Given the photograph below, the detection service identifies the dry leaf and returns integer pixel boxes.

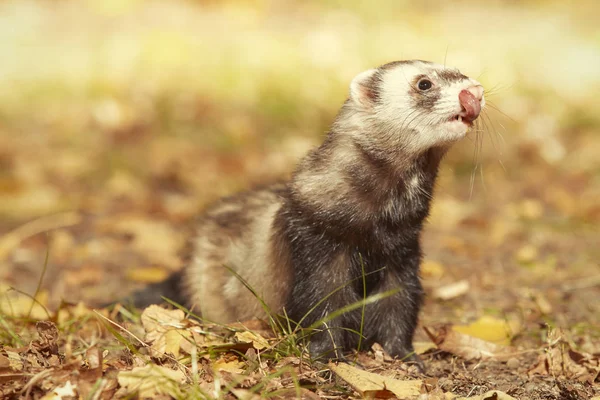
[0,283,50,320]
[515,244,538,264]
[413,341,437,355]
[126,266,170,283]
[214,358,246,374]
[428,326,513,361]
[329,362,422,399]
[529,346,598,382]
[141,305,192,357]
[421,260,445,280]
[56,302,95,325]
[234,330,270,350]
[231,388,262,400]
[452,316,520,346]
[529,290,553,314]
[40,381,77,400]
[433,280,470,300]
[117,364,186,398]
[5,351,23,371]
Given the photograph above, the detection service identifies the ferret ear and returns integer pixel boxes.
[350,68,380,108]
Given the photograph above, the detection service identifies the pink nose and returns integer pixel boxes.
[459,86,483,122]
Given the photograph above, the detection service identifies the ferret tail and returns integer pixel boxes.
[130,270,188,308]
[101,270,188,310]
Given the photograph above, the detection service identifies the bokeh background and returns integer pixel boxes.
[0,0,598,327]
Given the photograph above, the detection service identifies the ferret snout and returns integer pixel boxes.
[458,85,484,122]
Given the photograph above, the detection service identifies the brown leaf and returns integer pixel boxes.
[329,362,422,399]
[529,345,599,382]
[34,321,59,356]
[427,325,513,361]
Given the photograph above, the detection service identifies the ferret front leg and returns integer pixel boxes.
[366,279,424,369]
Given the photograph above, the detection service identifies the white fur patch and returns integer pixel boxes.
[368,61,485,153]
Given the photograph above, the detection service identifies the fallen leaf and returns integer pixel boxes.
[40,380,77,400]
[234,330,270,350]
[530,290,553,314]
[421,260,445,280]
[230,388,262,400]
[518,199,544,220]
[213,358,246,374]
[5,351,23,371]
[453,316,520,346]
[126,266,170,283]
[515,244,538,264]
[141,305,193,357]
[34,321,59,355]
[0,283,51,320]
[329,362,422,399]
[433,280,470,300]
[529,345,598,382]
[413,341,437,355]
[117,364,186,398]
[427,326,513,361]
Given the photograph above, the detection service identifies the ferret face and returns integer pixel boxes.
[349,60,485,153]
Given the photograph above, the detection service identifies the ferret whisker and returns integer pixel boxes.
[483,82,514,97]
[443,46,449,68]
[479,160,487,194]
[485,101,515,122]
[482,111,504,156]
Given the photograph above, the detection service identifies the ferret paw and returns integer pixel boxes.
[385,345,426,372]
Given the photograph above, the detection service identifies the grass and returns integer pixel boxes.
[1,0,599,398]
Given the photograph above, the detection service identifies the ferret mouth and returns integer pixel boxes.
[450,114,475,126]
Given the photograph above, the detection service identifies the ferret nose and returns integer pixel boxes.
[459,85,484,122]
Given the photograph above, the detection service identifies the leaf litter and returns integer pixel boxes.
[1,0,600,399]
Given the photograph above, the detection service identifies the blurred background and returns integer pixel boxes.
[0,0,598,324]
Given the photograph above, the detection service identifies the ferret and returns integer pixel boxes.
[130,60,485,364]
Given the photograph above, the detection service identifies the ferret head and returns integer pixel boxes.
[347,60,485,155]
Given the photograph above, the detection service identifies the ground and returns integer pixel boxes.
[0,0,599,399]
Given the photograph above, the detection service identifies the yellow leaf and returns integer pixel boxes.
[515,245,538,265]
[329,362,422,399]
[453,316,520,346]
[56,302,95,325]
[433,326,513,361]
[126,266,170,283]
[118,364,186,398]
[433,280,470,300]
[5,351,23,371]
[163,329,192,358]
[413,341,436,355]
[234,330,270,350]
[230,388,262,400]
[213,358,246,374]
[141,305,191,357]
[0,284,50,320]
[421,260,445,279]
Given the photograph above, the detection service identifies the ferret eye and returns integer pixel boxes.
[418,79,432,91]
